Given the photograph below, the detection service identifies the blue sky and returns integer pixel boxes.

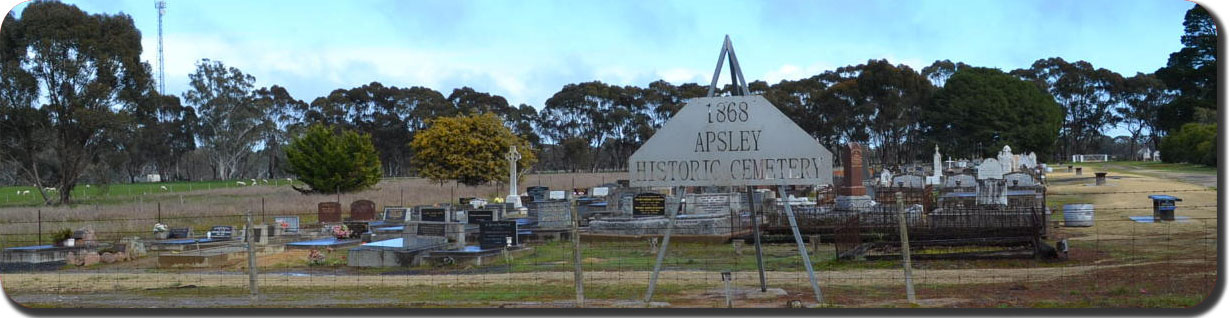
[3,0,1203,135]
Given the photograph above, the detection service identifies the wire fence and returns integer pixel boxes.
[0,183,1218,308]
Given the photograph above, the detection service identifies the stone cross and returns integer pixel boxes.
[505,146,523,208]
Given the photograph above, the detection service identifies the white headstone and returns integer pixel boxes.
[879,169,893,186]
[998,146,1014,173]
[932,146,942,178]
[977,158,1005,180]
[1004,172,1037,188]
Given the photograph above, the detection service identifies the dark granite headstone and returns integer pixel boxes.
[420,208,447,222]
[479,221,518,249]
[168,227,191,239]
[468,210,495,224]
[527,186,549,202]
[382,206,408,222]
[616,179,630,188]
[318,202,342,223]
[349,199,376,221]
[208,226,234,239]
[633,193,666,216]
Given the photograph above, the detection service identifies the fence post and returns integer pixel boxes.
[37,209,42,246]
[895,192,916,304]
[245,210,259,300]
[571,198,584,307]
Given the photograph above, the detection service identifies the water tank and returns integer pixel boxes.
[1063,204,1094,227]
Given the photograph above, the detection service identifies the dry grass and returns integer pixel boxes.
[1045,168,1217,241]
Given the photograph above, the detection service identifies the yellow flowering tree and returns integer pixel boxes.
[411,113,537,186]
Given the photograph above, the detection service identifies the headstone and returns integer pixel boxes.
[168,227,191,239]
[879,170,892,186]
[420,208,447,222]
[688,193,737,215]
[272,216,299,235]
[208,226,234,239]
[350,199,377,221]
[977,158,1005,180]
[381,206,408,222]
[616,179,631,188]
[633,193,667,216]
[527,186,549,202]
[1005,172,1038,188]
[505,146,524,208]
[479,221,518,249]
[839,143,867,196]
[891,175,925,188]
[932,146,942,180]
[549,190,566,200]
[943,174,976,189]
[592,187,610,197]
[318,202,342,223]
[468,210,496,224]
[483,204,506,219]
[996,146,1013,173]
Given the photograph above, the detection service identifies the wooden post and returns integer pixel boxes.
[571,197,584,307]
[37,209,41,246]
[157,201,162,224]
[895,192,916,304]
[246,210,259,300]
[746,186,767,292]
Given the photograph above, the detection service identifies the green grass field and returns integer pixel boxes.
[1071,160,1216,174]
[0,179,301,207]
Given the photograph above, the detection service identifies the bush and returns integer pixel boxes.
[283,124,382,194]
[1159,123,1217,166]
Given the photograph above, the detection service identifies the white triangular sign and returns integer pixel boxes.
[629,95,833,187]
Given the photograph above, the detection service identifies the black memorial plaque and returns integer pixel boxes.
[418,224,446,237]
[468,210,495,224]
[208,226,233,239]
[479,221,518,249]
[420,208,447,222]
[633,193,667,216]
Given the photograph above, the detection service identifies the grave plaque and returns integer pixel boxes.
[616,179,630,188]
[633,193,667,216]
[420,208,447,222]
[479,221,518,249]
[318,202,342,223]
[382,206,408,222]
[691,193,731,214]
[418,224,446,237]
[273,216,300,234]
[350,199,377,221]
[468,210,495,224]
[208,226,234,239]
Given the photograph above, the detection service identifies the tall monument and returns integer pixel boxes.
[505,146,523,209]
[927,146,942,185]
[835,143,874,210]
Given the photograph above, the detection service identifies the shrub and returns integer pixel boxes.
[1159,123,1216,166]
[283,124,382,194]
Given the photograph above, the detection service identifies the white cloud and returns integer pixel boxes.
[656,67,702,84]
[761,63,833,84]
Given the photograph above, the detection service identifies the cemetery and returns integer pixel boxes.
[0,5,1218,307]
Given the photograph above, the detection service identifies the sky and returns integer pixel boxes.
[1,0,1205,135]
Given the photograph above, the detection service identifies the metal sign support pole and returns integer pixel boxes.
[645,190,683,303]
[779,182,824,305]
[746,186,767,292]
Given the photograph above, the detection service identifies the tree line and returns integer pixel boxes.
[1,1,1216,205]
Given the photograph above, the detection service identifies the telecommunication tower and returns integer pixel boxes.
[155,1,167,97]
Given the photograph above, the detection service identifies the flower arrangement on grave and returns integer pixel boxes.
[330,224,351,239]
[51,228,74,246]
[307,249,326,266]
[152,223,168,234]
